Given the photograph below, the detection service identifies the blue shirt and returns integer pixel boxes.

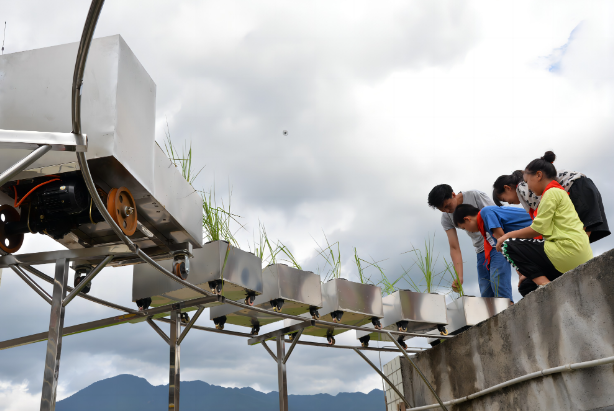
[480,206,532,242]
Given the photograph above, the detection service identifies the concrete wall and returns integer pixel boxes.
[384,249,614,411]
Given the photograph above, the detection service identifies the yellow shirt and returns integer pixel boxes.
[531,187,593,273]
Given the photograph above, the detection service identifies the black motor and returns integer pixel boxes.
[1,172,105,241]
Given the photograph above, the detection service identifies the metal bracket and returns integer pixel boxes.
[353,348,413,409]
[0,129,88,152]
[147,317,170,345]
[177,306,204,345]
[283,329,302,364]
[62,255,113,307]
[386,331,448,411]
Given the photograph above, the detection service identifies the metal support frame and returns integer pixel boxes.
[386,332,448,411]
[169,309,181,411]
[353,348,412,409]
[10,265,52,304]
[147,318,171,345]
[0,130,87,152]
[0,144,52,187]
[177,307,204,345]
[40,258,69,411]
[62,255,114,307]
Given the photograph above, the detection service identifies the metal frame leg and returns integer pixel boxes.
[169,308,181,410]
[40,258,69,411]
[276,335,289,411]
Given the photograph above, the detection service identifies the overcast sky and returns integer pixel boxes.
[1,1,614,410]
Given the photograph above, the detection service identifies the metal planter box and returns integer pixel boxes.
[427,296,511,343]
[210,264,322,333]
[132,240,262,307]
[285,278,384,340]
[356,290,448,343]
[0,35,203,250]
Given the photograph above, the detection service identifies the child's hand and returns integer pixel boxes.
[496,234,508,252]
[452,277,463,292]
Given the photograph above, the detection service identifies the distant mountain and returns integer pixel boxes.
[56,374,385,411]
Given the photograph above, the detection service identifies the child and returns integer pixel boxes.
[453,204,532,298]
[492,155,610,243]
[495,152,593,296]
[427,185,513,300]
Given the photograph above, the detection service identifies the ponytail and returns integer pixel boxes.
[525,151,557,179]
[492,170,524,206]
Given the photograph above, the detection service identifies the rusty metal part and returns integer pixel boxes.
[0,204,24,253]
[106,187,137,236]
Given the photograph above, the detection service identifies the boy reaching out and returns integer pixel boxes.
[427,185,513,300]
[453,204,532,296]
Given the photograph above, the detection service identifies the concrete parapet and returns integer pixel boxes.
[384,249,614,411]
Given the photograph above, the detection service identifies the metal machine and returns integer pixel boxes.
[0,35,203,261]
[210,263,322,335]
[0,7,455,411]
[284,278,384,345]
[356,290,448,349]
[427,296,512,346]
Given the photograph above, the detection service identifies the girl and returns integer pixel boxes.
[492,156,610,243]
[496,152,593,296]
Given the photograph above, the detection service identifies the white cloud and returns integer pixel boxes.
[0,0,614,406]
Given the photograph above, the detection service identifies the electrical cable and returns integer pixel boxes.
[13,178,60,208]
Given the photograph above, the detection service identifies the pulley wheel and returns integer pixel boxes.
[106,187,137,236]
[0,205,24,253]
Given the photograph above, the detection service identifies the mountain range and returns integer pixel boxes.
[56,374,385,411]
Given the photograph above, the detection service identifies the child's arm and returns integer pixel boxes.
[495,226,540,252]
[491,227,505,239]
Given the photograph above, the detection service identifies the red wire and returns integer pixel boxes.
[14,179,60,208]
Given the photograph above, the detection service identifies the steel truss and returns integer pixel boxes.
[0,1,450,410]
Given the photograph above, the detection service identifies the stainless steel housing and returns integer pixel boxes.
[210,264,322,329]
[356,290,448,342]
[0,35,203,250]
[132,240,263,306]
[427,296,512,343]
[284,278,384,338]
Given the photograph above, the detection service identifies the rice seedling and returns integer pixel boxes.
[490,269,502,298]
[402,235,447,294]
[353,248,372,285]
[201,185,243,247]
[278,241,302,270]
[314,232,342,282]
[163,120,204,185]
[370,260,405,296]
[444,257,464,298]
[248,222,281,267]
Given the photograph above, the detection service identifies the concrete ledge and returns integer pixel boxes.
[386,249,614,411]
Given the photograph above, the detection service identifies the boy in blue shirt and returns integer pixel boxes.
[453,205,532,300]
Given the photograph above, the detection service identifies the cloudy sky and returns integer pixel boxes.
[1,0,614,409]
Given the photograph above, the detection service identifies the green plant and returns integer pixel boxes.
[403,235,447,294]
[354,248,372,284]
[314,233,342,282]
[249,222,281,267]
[370,260,405,296]
[163,120,204,185]
[201,186,243,247]
[279,241,302,270]
[490,269,501,298]
[444,257,464,298]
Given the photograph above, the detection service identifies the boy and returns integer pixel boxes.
[427,185,512,300]
[453,204,533,297]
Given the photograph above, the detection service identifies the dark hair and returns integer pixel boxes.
[525,151,557,179]
[492,170,524,206]
[428,184,453,208]
[452,204,480,226]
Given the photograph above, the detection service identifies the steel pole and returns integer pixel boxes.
[0,144,52,187]
[169,309,181,410]
[276,335,289,411]
[40,258,69,411]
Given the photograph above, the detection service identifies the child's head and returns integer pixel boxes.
[452,204,480,232]
[492,170,523,206]
[428,184,458,213]
[524,151,557,195]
